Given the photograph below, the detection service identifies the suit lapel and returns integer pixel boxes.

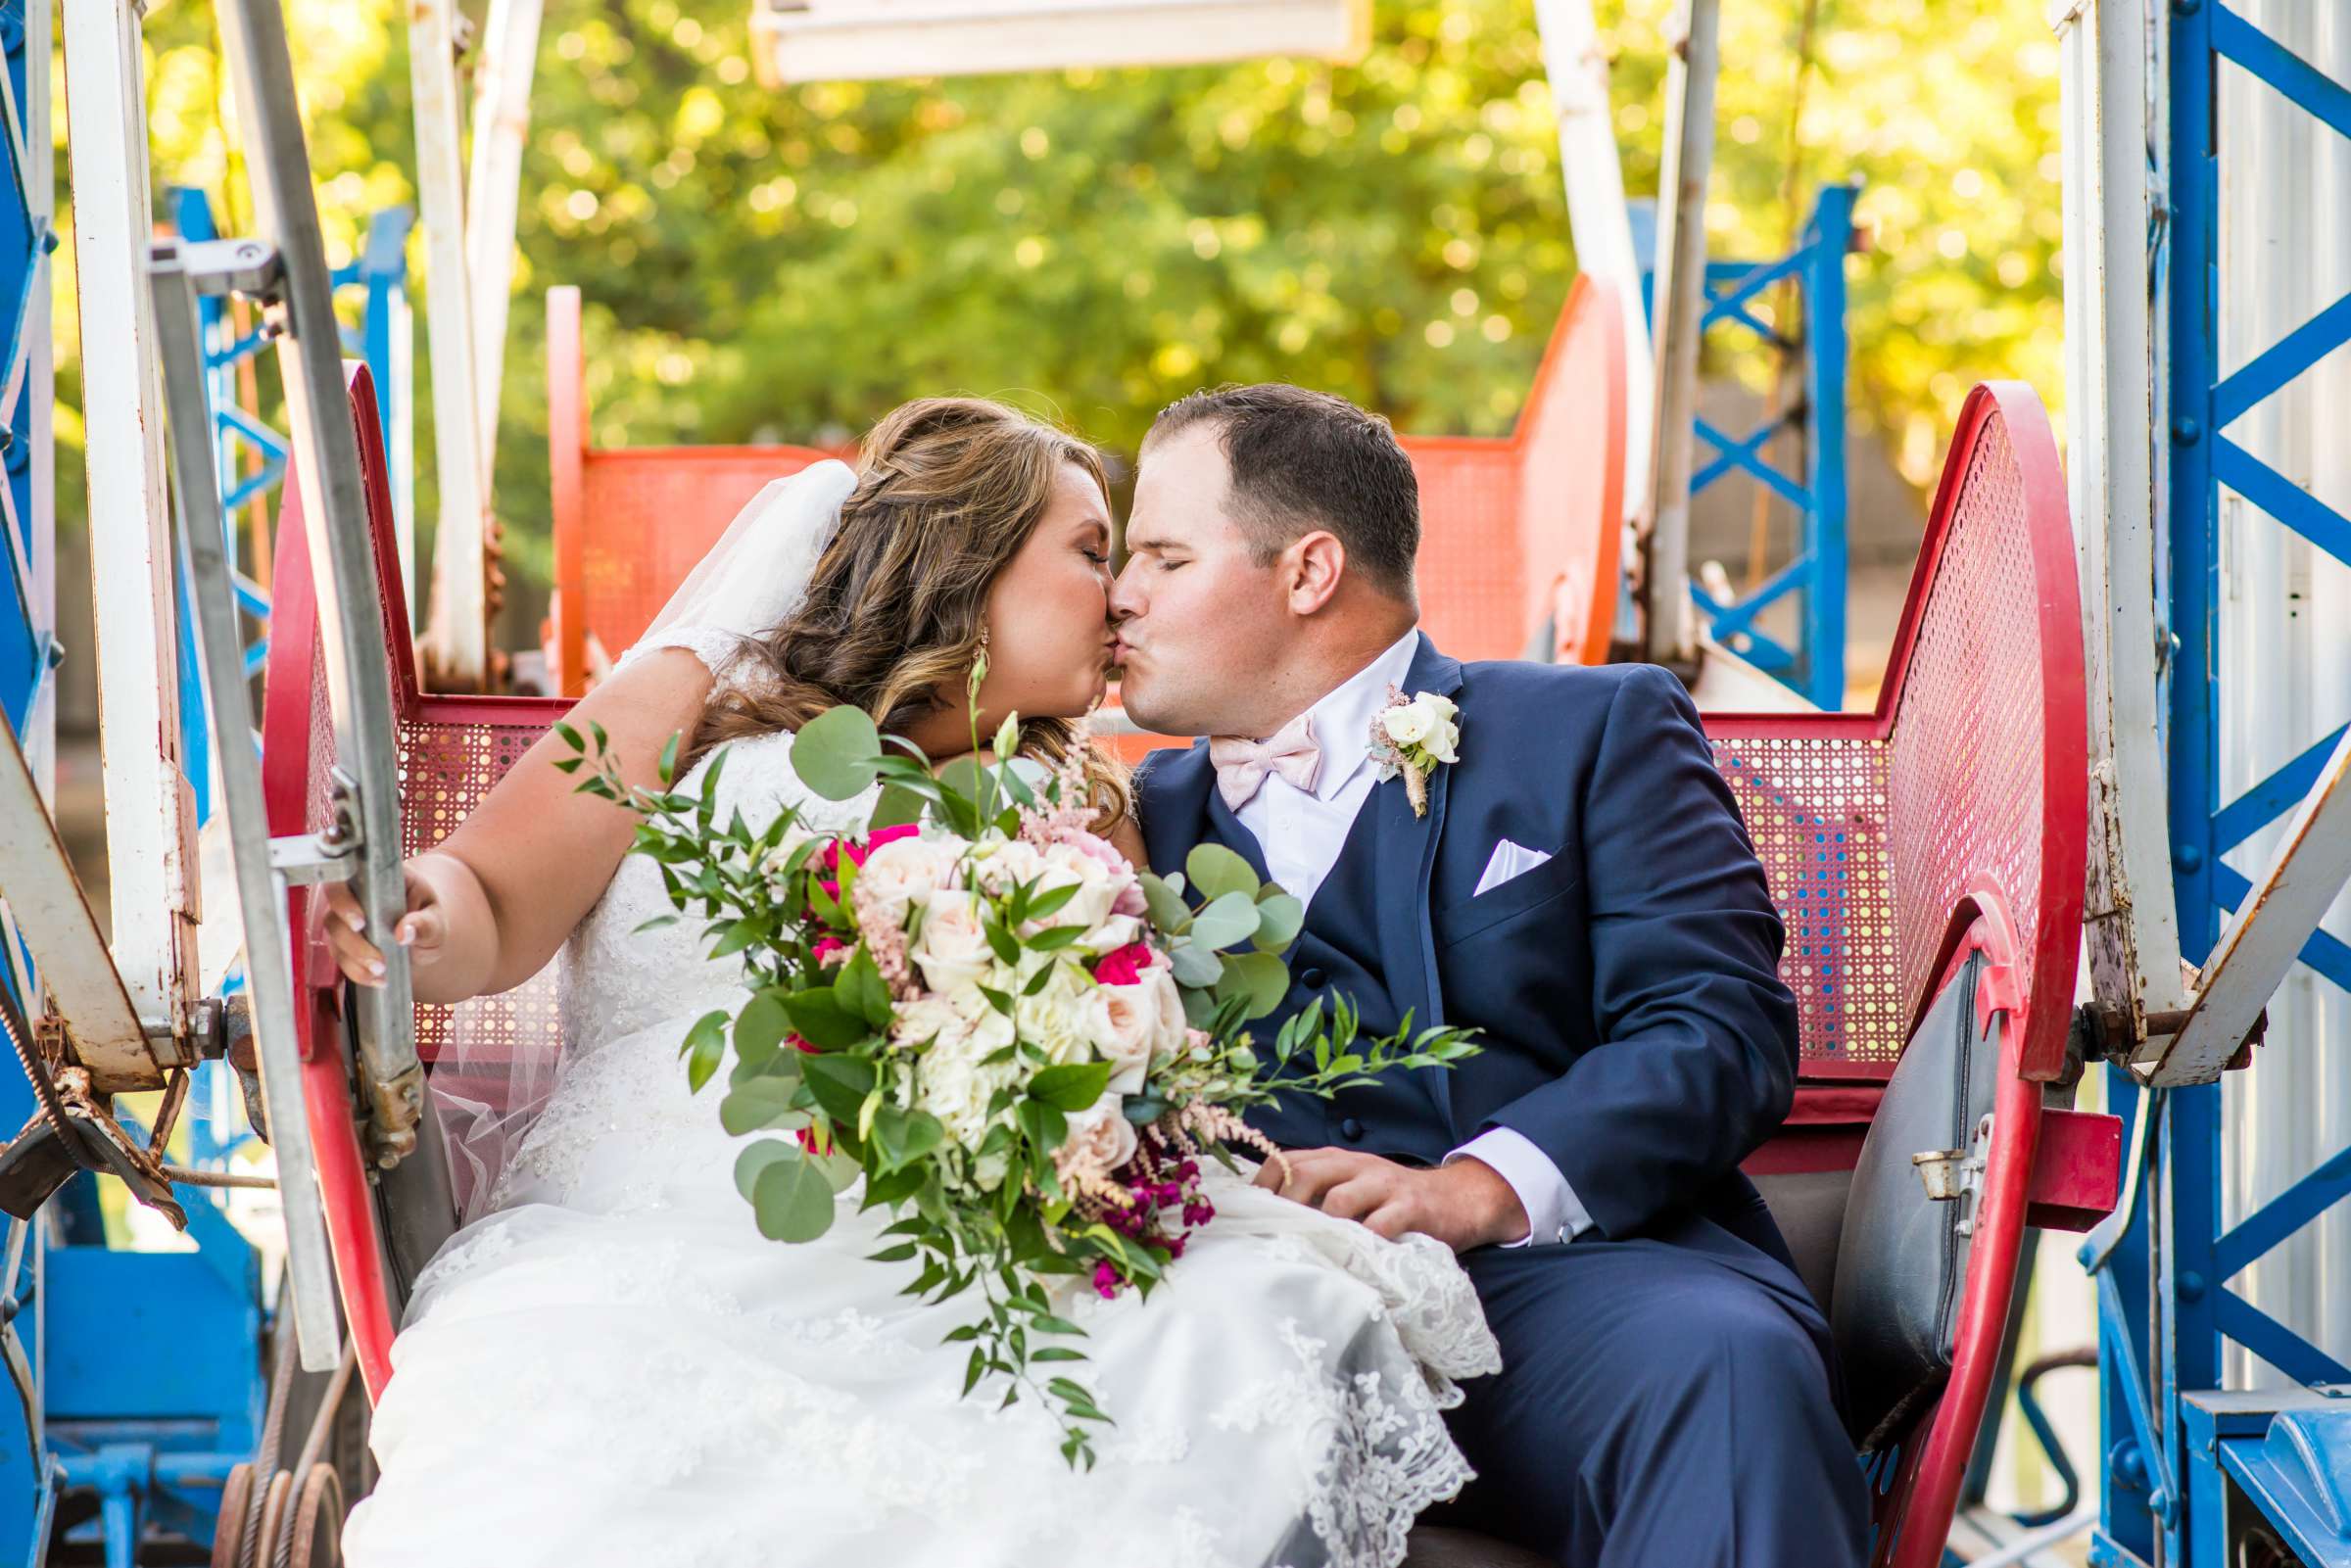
[1137,741,1216,883]
[1138,740,1275,890]
[1370,635,1463,1128]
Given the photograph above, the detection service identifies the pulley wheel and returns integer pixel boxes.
[250,1468,295,1568]
[288,1463,347,1568]
[212,1463,257,1568]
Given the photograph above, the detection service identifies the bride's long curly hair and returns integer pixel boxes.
[696,397,1129,829]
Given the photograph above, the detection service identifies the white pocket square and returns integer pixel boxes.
[1474,838,1554,897]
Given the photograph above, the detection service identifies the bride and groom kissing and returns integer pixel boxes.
[323,386,1867,1567]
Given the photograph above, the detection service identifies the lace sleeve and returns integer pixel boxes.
[614,625,770,699]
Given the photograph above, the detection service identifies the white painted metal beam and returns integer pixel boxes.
[1533,0,1654,527]
[411,0,490,690]
[2051,0,2191,1066]
[1640,0,1719,669]
[465,0,541,504]
[0,686,155,1092]
[749,0,1370,83]
[2151,726,2351,1084]
[61,0,198,1045]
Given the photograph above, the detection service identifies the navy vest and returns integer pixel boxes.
[1203,793,1451,1164]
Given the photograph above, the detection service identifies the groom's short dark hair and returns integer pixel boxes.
[1145,384,1419,600]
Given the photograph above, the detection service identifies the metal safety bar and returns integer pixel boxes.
[147,233,342,1373]
[210,0,426,1167]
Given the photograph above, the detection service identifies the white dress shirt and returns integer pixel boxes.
[1231,631,1591,1247]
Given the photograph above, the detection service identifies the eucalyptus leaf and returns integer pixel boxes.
[721,1076,807,1136]
[1215,951,1291,1021]
[753,1150,840,1242]
[733,1138,796,1202]
[791,705,888,800]
[1169,941,1223,989]
[1185,890,1260,952]
[1250,892,1306,953]
[1138,872,1190,932]
[1184,842,1260,903]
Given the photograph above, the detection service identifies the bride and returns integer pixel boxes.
[323,397,1500,1568]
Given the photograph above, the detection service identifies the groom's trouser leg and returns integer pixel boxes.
[1427,1219,1868,1568]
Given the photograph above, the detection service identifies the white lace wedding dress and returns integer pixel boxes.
[341,630,1501,1568]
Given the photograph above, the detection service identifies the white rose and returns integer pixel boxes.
[915,1006,1018,1151]
[1381,702,1434,747]
[1017,974,1094,1067]
[1077,913,1143,957]
[857,835,963,927]
[1052,1092,1139,1184]
[911,889,994,996]
[1032,842,1121,935]
[888,995,968,1056]
[1139,966,1190,1061]
[1078,981,1159,1094]
[968,839,1048,899]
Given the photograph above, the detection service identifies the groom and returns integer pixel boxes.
[1112,386,1868,1568]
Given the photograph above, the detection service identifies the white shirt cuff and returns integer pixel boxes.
[1445,1127,1594,1247]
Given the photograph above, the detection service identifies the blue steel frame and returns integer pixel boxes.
[2089,8,2351,1566]
[1676,182,1854,710]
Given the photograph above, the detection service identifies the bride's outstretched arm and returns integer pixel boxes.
[319,648,717,1004]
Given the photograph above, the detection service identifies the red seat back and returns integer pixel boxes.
[545,279,1628,694]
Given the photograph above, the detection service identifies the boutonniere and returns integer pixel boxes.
[1367,688,1461,819]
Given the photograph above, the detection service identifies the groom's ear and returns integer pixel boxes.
[1283,530,1348,617]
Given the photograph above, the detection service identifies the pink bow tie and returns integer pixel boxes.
[1209,714,1322,811]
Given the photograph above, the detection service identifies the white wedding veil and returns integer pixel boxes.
[433,459,860,1221]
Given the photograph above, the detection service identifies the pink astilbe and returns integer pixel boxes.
[847,875,921,999]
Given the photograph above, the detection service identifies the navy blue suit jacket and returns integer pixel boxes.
[1134,636,1800,1245]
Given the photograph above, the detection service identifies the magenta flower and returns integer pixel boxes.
[1091,941,1155,986]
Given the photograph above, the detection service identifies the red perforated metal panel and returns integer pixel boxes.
[1887,420,2045,1044]
[1709,729,1903,1071]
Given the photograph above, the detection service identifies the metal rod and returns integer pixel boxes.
[1532,0,1653,524]
[147,235,342,1373]
[465,0,542,496]
[1640,0,1719,670]
[160,1164,275,1191]
[409,0,491,691]
[215,0,429,1159]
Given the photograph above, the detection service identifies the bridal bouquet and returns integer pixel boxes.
[559,678,1476,1466]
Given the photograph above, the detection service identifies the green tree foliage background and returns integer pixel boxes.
[58,0,2063,608]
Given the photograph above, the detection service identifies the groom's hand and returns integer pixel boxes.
[1254,1148,1529,1253]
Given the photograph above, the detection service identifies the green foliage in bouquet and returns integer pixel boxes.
[557,678,1476,1467]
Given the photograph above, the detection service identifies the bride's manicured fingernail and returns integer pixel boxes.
[368,960,386,978]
